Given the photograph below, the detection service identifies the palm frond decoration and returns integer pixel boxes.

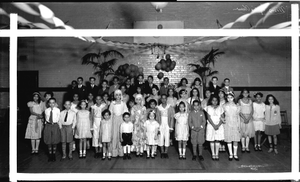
[81,49,124,83]
[188,48,224,89]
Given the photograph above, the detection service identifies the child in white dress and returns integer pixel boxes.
[205,95,225,160]
[75,100,92,158]
[101,109,113,160]
[91,95,107,158]
[144,110,160,159]
[174,101,189,159]
[252,92,266,151]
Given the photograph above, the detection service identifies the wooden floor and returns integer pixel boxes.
[0,123,292,180]
[15,125,291,174]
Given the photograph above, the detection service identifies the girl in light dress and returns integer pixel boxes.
[191,77,204,101]
[87,93,95,110]
[201,89,212,110]
[75,100,92,158]
[25,92,46,154]
[205,95,225,160]
[131,94,147,157]
[264,94,281,154]
[252,92,266,151]
[71,93,80,113]
[109,89,129,157]
[238,89,254,153]
[176,89,190,113]
[187,88,201,111]
[91,95,107,158]
[102,92,111,107]
[146,85,161,106]
[144,110,160,159]
[167,88,178,108]
[218,90,226,107]
[176,78,191,98]
[86,92,95,150]
[174,101,189,159]
[100,109,113,160]
[222,91,241,161]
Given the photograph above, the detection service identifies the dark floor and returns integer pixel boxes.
[15,124,291,174]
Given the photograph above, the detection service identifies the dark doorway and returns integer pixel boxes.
[17,71,38,127]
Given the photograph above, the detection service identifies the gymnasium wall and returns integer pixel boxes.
[0,36,290,123]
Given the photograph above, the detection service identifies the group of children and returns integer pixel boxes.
[24,75,282,162]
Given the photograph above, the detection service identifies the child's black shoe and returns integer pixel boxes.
[192,156,197,160]
[198,155,204,161]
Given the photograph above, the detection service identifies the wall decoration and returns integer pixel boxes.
[81,50,124,84]
[188,48,224,89]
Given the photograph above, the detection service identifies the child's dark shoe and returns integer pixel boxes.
[192,155,197,160]
[198,155,204,161]
[127,155,131,160]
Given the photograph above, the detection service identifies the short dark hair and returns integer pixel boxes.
[163,77,169,81]
[47,97,56,104]
[77,77,83,81]
[102,80,108,84]
[212,76,218,80]
[224,78,230,82]
[102,109,111,117]
[138,74,144,79]
[254,92,263,98]
[192,100,200,105]
[122,112,131,118]
[44,91,54,98]
[113,76,119,81]
[207,95,220,106]
[161,94,167,98]
[89,77,96,81]
[148,75,153,80]
[152,85,159,91]
[148,99,157,107]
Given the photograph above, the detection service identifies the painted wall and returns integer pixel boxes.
[12,36,292,123]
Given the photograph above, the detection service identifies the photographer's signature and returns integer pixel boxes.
[233,5,286,15]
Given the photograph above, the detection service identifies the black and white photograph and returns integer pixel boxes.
[0,1,299,181]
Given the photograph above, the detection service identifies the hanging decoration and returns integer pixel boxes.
[115,63,144,78]
[155,54,176,72]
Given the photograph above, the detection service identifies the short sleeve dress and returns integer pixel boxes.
[222,102,241,142]
[75,110,92,139]
[131,105,147,150]
[101,118,112,143]
[239,99,255,138]
[144,120,160,145]
[174,112,189,141]
[25,101,46,139]
[205,105,225,141]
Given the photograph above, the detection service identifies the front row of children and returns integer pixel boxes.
[25,89,282,162]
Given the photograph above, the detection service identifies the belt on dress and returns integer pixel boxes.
[46,122,58,125]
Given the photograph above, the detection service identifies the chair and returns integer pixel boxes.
[280,110,291,141]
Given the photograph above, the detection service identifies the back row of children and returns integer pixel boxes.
[25,75,282,162]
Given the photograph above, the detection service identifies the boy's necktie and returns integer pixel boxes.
[64,111,68,122]
[49,109,53,124]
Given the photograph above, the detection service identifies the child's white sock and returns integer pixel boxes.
[183,148,186,156]
[227,143,233,156]
[246,137,250,149]
[147,146,150,156]
[179,148,182,155]
[123,147,127,154]
[83,150,86,155]
[233,145,238,156]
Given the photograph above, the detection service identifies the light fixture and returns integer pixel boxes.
[151,2,168,13]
